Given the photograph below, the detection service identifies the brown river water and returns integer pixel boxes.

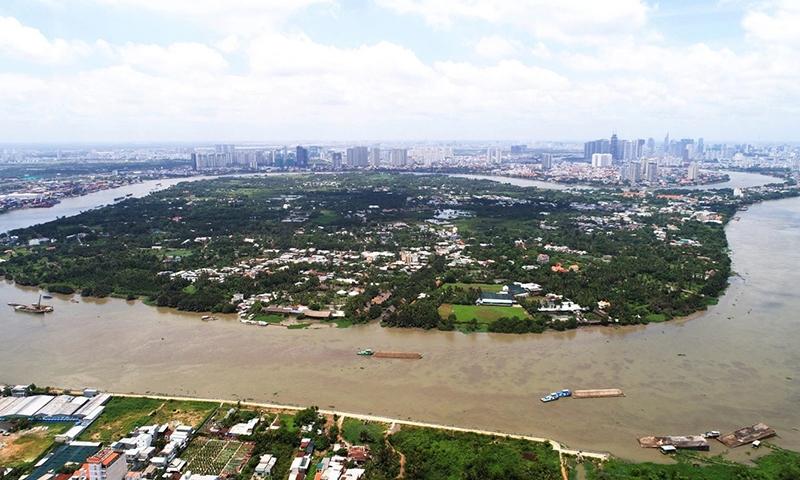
[1,178,799,463]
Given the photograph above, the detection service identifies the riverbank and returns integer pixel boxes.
[94,391,611,461]
[1,187,799,464]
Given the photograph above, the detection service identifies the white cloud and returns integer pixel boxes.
[474,35,521,59]
[742,1,800,44]
[375,0,649,44]
[115,42,228,73]
[87,0,334,33]
[530,42,552,59]
[0,15,92,63]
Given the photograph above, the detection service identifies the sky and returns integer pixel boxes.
[0,0,798,143]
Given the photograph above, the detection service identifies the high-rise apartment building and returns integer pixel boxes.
[628,162,641,183]
[646,161,659,182]
[331,152,342,169]
[592,153,613,168]
[541,153,553,170]
[370,147,381,166]
[346,147,369,167]
[584,139,610,159]
[688,162,700,180]
[389,148,408,167]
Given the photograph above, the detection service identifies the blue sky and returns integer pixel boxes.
[0,0,798,143]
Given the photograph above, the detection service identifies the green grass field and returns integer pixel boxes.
[341,418,388,449]
[252,313,284,323]
[79,397,218,443]
[0,423,73,467]
[439,304,528,323]
[313,210,339,225]
[438,282,505,293]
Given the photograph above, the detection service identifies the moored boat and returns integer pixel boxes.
[10,294,54,314]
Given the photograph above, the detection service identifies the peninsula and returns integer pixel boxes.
[1,172,780,333]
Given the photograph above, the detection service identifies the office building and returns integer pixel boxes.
[296,146,308,168]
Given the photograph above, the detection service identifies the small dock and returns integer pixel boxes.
[638,436,709,451]
[572,389,624,399]
[718,423,776,448]
[372,351,421,359]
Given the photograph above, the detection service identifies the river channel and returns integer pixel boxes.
[1,171,798,463]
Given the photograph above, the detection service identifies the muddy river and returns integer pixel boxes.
[1,174,798,462]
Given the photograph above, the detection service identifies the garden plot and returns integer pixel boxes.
[181,438,251,476]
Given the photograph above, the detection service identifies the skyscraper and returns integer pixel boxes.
[610,133,619,161]
[331,152,342,169]
[296,146,308,167]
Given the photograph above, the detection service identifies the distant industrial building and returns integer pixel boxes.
[0,393,111,423]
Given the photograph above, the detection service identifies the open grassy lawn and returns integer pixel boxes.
[438,282,505,293]
[163,249,193,258]
[439,304,528,323]
[341,418,389,449]
[79,397,217,443]
[0,423,73,467]
[252,313,284,323]
[314,209,339,225]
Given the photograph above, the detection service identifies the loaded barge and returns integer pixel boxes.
[9,295,54,314]
[357,349,421,359]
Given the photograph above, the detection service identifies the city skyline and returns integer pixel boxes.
[1,0,799,142]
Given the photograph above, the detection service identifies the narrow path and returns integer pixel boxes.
[109,392,611,462]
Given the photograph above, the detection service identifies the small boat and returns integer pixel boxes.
[125,193,133,197]
[556,389,572,398]
[541,394,558,403]
[201,315,219,322]
[113,196,125,202]
[71,299,79,303]
[704,431,721,438]
[357,349,374,356]
[42,294,53,299]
